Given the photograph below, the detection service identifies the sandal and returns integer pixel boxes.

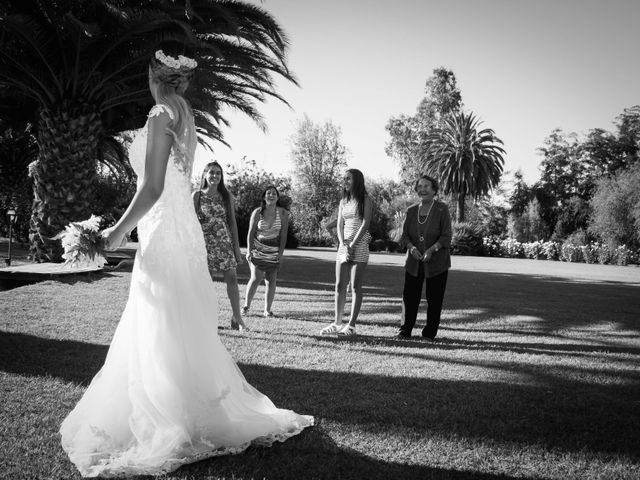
[337,325,356,337]
[241,306,249,316]
[231,318,250,331]
[321,323,342,335]
[263,311,276,318]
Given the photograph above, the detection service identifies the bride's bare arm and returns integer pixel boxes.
[103,112,173,249]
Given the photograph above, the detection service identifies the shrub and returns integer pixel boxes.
[589,163,640,251]
[541,241,560,260]
[614,245,632,266]
[580,244,598,264]
[385,240,401,253]
[523,240,544,259]
[369,239,386,252]
[451,222,483,256]
[560,230,588,262]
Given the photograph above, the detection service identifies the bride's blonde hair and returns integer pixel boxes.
[149,49,197,159]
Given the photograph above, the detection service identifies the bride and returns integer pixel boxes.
[59,46,313,477]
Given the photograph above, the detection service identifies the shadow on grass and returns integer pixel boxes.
[309,333,640,356]
[270,255,640,335]
[2,331,638,465]
[173,425,519,480]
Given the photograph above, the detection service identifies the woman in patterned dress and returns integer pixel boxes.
[243,186,289,317]
[194,161,247,330]
[321,169,372,337]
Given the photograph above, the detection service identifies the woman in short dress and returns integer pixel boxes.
[243,185,289,317]
[321,168,372,337]
[194,161,247,330]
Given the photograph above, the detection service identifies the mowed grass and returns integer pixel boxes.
[1,248,639,480]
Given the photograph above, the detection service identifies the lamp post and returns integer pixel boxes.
[6,208,17,267]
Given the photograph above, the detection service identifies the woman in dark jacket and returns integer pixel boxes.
[398,175,452,340]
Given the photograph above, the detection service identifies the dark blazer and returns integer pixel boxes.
[401,201,452,278]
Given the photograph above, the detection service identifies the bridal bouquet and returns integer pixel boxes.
[55,215,107,268]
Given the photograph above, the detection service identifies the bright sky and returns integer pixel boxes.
[196,0,640,185]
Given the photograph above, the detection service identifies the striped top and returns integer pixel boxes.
[250,208,283,271]
[256,209,282,244]
[336,199,371,263]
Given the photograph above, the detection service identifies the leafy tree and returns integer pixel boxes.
[0,124,37,242]
[385,67,462,185]
[614,105,640,167]
[0,0,296,261]
[366,177,407,244]
[552,196,590,240]
[424,111,505,222]
[289,115,347,245]
[508,170,534,217]
[588,162,640,250]
[507,199,545,242]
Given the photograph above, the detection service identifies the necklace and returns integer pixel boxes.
[417,200,434,242]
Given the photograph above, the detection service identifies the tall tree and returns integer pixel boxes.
[424,111,505,222]
[614,105,640,167]
[508,170,533,217]
[589,162,640,249]
[289,115,348,245]
[0,0,296,261]
[385,67,462,185]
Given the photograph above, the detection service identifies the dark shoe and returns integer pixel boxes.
[396,331,411,339]
[421,331,436,341]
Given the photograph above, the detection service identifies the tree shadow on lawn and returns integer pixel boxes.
[174,426,519,480]
[309,332,640,356]
[274,255,640,335]
[1,331,638,464]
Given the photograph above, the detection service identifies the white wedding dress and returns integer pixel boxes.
[60,104,313,477]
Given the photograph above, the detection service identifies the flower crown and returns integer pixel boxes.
[155,50,197,69]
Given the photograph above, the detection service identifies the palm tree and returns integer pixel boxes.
[423,111,505,222]
[0,0,296,261]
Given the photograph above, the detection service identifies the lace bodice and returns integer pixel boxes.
[127,105,202,266]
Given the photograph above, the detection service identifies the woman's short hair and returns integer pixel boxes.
[414,175,439,195]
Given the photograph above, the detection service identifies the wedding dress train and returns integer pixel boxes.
[60,105,313,477]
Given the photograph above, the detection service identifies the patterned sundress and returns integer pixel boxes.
[336,198,371,264]
[198,192,238,272]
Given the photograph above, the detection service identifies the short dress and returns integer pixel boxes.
[198,192,238,273]
[336,199,371,264]
[250,209,282,273]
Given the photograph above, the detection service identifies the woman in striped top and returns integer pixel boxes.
[321,169,372,337]
[243,186,289,317]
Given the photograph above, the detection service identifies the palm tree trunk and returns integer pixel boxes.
[29,101,102,262]
[457,193,465,222]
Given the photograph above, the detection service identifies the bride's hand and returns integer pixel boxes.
[102,226,126,251]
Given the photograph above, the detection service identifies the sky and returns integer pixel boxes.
[196,0,640,185]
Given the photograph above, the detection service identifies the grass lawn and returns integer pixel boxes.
[1,247,639,480]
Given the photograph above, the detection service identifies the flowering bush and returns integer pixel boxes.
[480,236,638,266]
[523,240,544,260]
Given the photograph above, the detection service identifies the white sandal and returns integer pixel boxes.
[337,325,356,337]
[321,323,341,335]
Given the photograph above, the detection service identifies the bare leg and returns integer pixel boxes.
[223,268,245,328]
[244,263,265,311]
[333,261,351,325]
[347,261,367,327]
[264,270,278,314]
